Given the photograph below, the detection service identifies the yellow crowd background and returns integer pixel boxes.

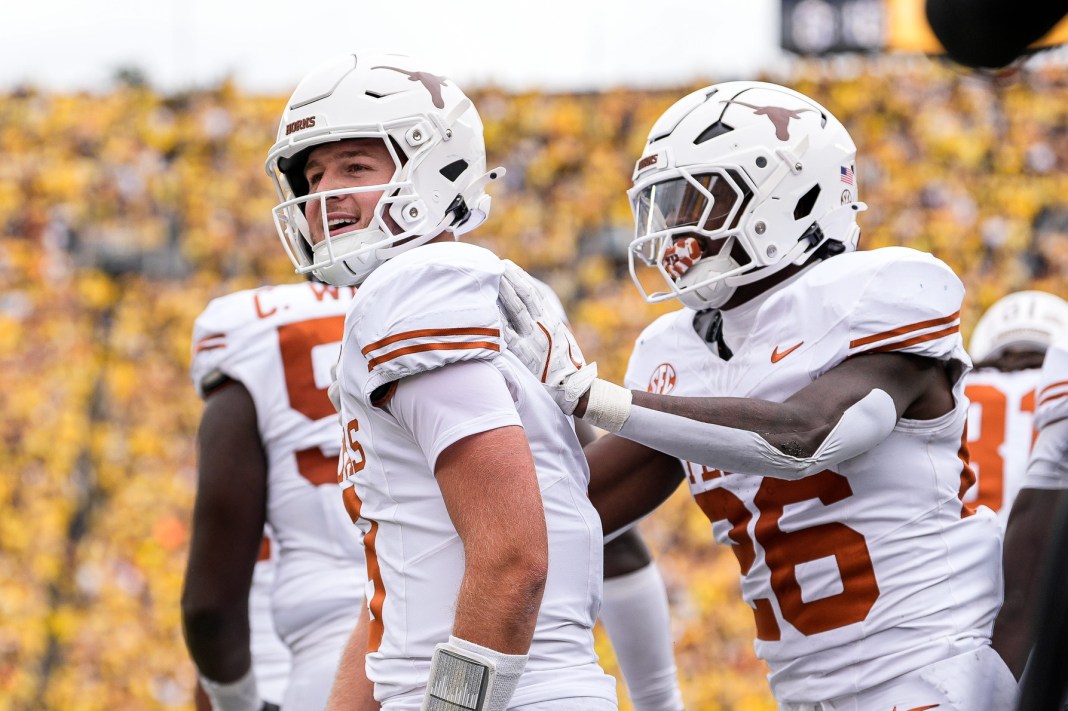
[2,56,1067,710]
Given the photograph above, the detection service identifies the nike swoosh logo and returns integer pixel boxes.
[891,705,941,711]
[771,341,804,363]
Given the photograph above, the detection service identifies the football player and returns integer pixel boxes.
[182,281,366,711]
[963,290,1068,523]
[992,332,1068,679]
[265,52,617,711]
[499,81,1018,710]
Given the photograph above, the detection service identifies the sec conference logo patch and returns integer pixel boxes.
[648,363,677,394]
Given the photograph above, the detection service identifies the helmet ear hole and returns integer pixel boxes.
[439,159,469,182]
[387,136,410,167]
[280,149,312,198]
[793,184,821,220]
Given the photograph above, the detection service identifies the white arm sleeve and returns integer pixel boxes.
[1022,417,1068,490]
[606,385,898,480]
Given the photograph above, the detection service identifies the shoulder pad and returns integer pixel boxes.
[353,243,506,394]
[190,283,353,398]
[844,248,967,362]
[190,289,262,398]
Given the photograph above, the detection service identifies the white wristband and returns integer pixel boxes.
[422,636,528,711]
[582,379,633,433]
[198,667,263,711]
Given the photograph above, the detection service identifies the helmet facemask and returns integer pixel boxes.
[628,167,757,309]
[270,128,434,286]
[627,81,867,310]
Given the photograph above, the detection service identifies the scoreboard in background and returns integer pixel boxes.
[781,0,1068,56]
[781,0,885,54]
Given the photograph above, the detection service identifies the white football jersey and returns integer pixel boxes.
[1023,337,1068,489]
[248,529,290,704]
[335,242,615,710]
[190,282,366,651]
[1034,337,1068,432]
[963,367,1041,522]
[624,247,1002,704]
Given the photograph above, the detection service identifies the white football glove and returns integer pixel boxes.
[497,260,598,415]
[327,361,342,413]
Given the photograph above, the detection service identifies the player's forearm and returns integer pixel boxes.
[327,607,379,711]
[182,602,253,682]
[583,383,897,480]
[586,434,685,536]
[451,553,547,654]
[992,600,1033,680]
[631,390,831,453]
[576,382,844,459]
[993,487,1067,678]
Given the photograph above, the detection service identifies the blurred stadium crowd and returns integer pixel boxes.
[1,57,1067,710]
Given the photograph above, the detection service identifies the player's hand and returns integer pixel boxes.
[328,362,342,413]
[497,260,597,415]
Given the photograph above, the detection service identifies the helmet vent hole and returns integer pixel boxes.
[793,184,821,220]
[439,159,469,182]
[365,90,388,99]
[695,121,734,144]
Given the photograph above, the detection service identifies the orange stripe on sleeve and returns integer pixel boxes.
[863,324,960,354]
[849,311,961,349]
[361,327,500,356]
[194,335,226,353]
[1037,380,1068,400]
[367,341,501,370]
[1037,390,1068,409]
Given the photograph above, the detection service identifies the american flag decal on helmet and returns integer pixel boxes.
[840,165,855,185]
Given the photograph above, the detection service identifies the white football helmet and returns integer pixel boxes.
[627,81,866,309]
[265,52,502,286]
[969,290,1068,362]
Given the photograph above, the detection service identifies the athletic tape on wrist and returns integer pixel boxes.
[198,666,263,711]
[582,379,633,433]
